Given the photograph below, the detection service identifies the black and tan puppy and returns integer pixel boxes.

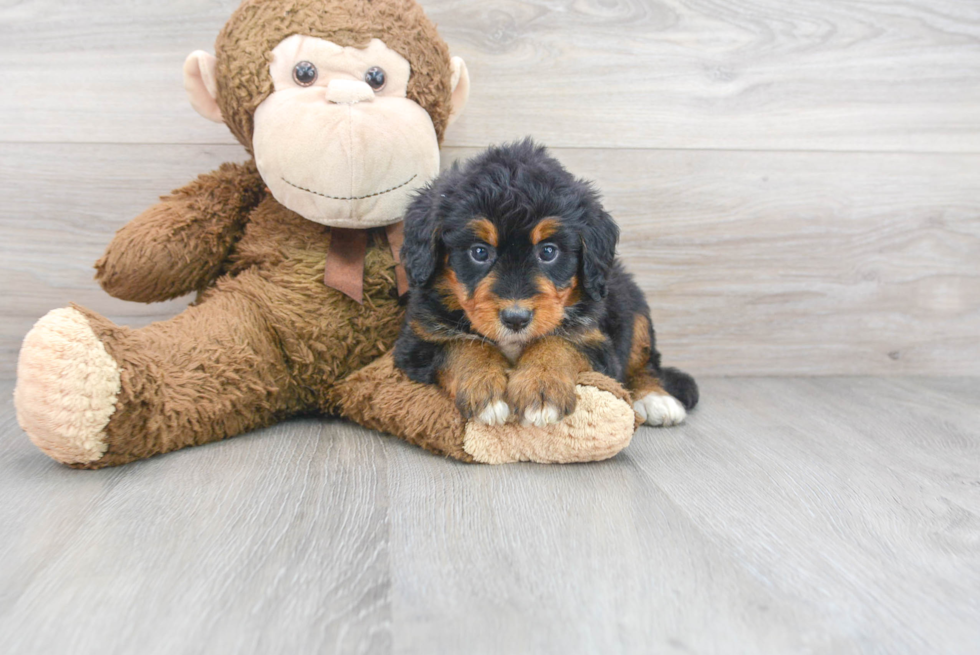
[395,139,698,428]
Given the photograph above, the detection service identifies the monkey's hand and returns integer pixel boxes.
[507,337,588,427]
[95,161,264,303]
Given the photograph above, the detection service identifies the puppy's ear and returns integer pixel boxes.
[401,183,443,287]
[580,208,619,301]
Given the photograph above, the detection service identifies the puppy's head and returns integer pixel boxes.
[402,138,619,344]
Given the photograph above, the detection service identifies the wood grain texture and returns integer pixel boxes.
[0,400,395,654]
[3,143,977,377]
[1,0,979,152]
[0,143,227,377]
[1,377,978,654]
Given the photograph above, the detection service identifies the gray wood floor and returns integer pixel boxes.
[1,377,977,654]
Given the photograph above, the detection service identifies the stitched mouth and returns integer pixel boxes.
[281,174,418,201]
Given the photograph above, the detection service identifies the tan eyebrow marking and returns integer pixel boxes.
[531,217,561,245]
[469,218,498,247]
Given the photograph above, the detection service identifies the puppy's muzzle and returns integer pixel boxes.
[500,307,533,332]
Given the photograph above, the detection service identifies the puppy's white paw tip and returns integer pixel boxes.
[634,393,686,427]
[523,404,562,428]
[476,400,511,426]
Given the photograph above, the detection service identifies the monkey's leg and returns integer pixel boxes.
[14,287,298,469]
[332,353,638,464]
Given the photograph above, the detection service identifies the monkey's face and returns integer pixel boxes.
[252,35,441,229]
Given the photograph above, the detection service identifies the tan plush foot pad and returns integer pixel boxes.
[13,307,121,465]
[463,372,639,464]
[335,355,638,465]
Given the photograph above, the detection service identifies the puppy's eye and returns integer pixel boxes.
[293,61,318,86]
[364,67,387,90]
[469,245,494,264]
[538,244,560,263]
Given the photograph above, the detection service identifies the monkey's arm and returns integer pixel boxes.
[95,160,265,303]
[332,352,638,464]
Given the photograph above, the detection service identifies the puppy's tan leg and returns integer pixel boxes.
[629,373,687,427]
[439,340,512,425]
[507,336,589,427]
[626,315,686,427]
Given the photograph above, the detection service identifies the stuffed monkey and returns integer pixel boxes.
[13,0,638,468]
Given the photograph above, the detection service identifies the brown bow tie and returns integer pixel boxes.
[323,222,409,303]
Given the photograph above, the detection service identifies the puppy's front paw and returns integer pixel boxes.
[634,392,687,427]
[522,403,563,428]
[475,400,511,426]
[507,365,577,427]
[452,370,511,426]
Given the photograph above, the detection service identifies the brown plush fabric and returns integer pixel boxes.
[95,161,265,302]
[330,353,473,462]
[71,187,405,469]
[66,0,459,468]
[331,353,642,462]
[215,0,454,150]
[461,378,636,464]
[577,371,645,430]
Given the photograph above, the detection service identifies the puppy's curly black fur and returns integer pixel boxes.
[395,138,698,427]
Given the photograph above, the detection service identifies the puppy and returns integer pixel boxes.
[394,139,698,428]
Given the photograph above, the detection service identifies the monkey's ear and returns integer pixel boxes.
[401,185,443,287]
[447,57,470,127]
[580,208,620,302]
[183,51,224,124]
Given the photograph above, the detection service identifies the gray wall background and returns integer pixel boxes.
[2,0,978,377]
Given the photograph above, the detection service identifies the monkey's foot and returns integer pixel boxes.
[334,356,638,464]
[463,372,637,464]
[14,307,121,465]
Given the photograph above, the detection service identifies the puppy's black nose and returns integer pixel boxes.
[500,307,533,332]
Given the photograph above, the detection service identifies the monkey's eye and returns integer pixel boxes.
[538,244,560,263]
[469,244,495,265]
[292,61,318,87]
[364,67,387,91]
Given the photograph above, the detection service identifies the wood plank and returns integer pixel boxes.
[380,376,980,653]
[633,377,980,652]
[2,0,979,152]
[0,143,243,377]
[564,147,980,376]
[0,397,395,654]
[383,440,823,654]
[2,143,977,377]
[0,378,980,655]
[0,378,977,653]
